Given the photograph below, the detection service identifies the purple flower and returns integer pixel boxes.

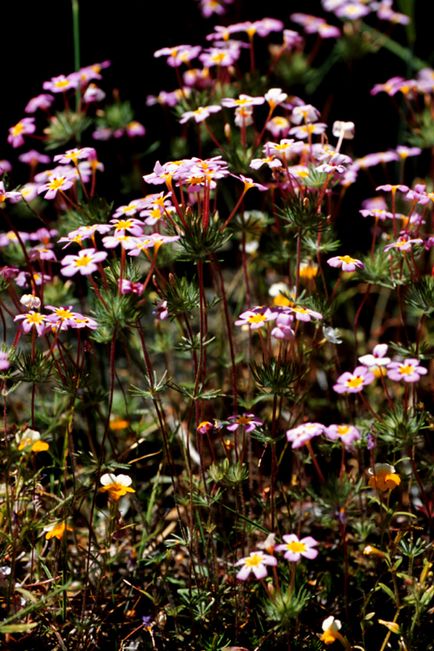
[227,413,263,433]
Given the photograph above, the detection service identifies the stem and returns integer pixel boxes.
[71,0,81,112]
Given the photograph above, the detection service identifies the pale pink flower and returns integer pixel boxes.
[8,118,36,148]
[154,44,201,67]
[384,233,423,252]
[327,255,364,272]
[61,248,107,276]
[358,344,391,367]
[14,310,47,335]
[179,105,222,124]
[386,359,427,383]
[25,94,54,113]
[235,550,277,581]
[43,74,79,93]
[325,424,361,447]
[333,366,375,394]
[275,534,319,562]
[235,307,277,329]
[38,173,75,199]
[221,94,265,109]
[286,422,324,448]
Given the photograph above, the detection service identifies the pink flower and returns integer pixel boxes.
[291,104,321,124]
[154,44,201,67]
[126,121,146,138]
[386,359,427,383]
[179,105,222,124]
[8,118,36,148]
[110,217,144,236]
[235,307,277,329]
[384,233,423,252]
[327,255,364,272]
[275,534,319,562]
[43,74,79,93]
[286,422,324,448]
[0,351,11,371]
[54,147,96,165]
[289,123,327,139]
[333,366,375,394]
[358,344,391,368]
[18,150,51,166]
[271,312,295,340]
[25,94,54,113]
[61,248,107,276]
[38,173,75,199]
[118,279,145,295]
[83,84,106,103]
[324,424,361,447]
[0,182,22,204]
[288,305,322,322]
[14,311,47,336]
[235,550,277,581]
[221,94,265,109]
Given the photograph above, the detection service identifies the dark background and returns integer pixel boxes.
[2,1,431,135]
[1,0,432,227]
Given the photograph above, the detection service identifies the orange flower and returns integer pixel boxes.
[18,428,49,453]
[367,463,401,491]
[99,473,135,501]
[45,522,73,540]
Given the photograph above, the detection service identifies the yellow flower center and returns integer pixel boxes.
[27,312,45,325]
[54,79,71,89]
[285,541,306,553]
[247,314,267,324]
[115,219,134,230]
[245,553,263,567]
[339,255,356,264]
[48,177,66,191]
[12,122,25,136]
[54,308,74,319]
[337,425,351,436]
[74,255,92,267]
[346,376,364,389]
[399,364,414,375]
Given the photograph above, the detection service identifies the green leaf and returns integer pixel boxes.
[0,623,38,634]
[376,582,396,602]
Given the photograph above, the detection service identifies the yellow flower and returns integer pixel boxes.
[320,616,342,645]
[45,522,73,540]
[99,473,135,501]
[109,417,130,431]
[363,545,386,558]
[367,463,401,492]
[18,428,49,453]
[299,260,319,280]
[378,619,400,634]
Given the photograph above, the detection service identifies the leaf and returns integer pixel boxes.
[0,622,38,634]
[376,582,396,602]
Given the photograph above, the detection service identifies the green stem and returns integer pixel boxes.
[71,0,81,112]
